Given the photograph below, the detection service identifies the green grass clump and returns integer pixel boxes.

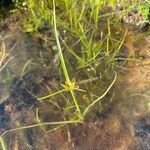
[37,0,117,121]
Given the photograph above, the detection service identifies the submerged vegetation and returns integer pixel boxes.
[0,0,150,149]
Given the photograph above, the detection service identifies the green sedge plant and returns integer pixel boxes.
[38,0,117,121]
[0,1,117,149]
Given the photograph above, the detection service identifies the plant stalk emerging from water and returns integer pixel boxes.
[52,0,82,120]
[0,136,7,150]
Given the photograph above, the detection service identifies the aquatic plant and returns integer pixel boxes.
[1,0,150,149]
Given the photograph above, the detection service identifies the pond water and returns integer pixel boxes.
[0,12,150,150]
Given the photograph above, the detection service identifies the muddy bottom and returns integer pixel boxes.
[0,13,150,150]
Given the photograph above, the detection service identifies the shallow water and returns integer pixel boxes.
[0,13,150,150]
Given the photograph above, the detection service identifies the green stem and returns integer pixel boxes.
[1,120,83,137]
[70,90,82,120]
[37,89,66,100]
[53,0,70,82]
[106,19,111,54]
[53,0,81,117]
[82,72,117,118]
[0,136,7,150]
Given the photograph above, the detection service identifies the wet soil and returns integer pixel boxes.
[0,13,150,150]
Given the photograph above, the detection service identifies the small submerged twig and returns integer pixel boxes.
[77,77,99,85]
[0,56,14,72]
[21,59,33,77]
[0,39,6,68]
[0,95,10,105]
[0,36,18,72]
